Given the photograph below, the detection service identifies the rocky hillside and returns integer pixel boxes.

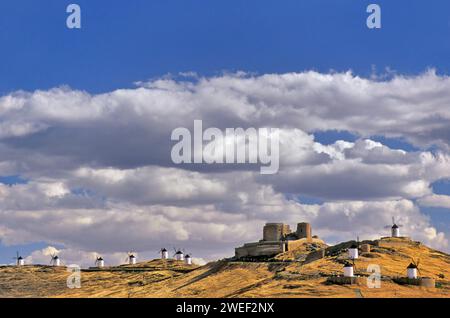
[1,238,449,298]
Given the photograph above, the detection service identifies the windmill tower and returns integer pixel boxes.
[174,249,184,261]
[185,254,192,265]
[95,256,105,268]
[50,253,61,266]
[160,248,169,260]
[343,261,354,277]
[348,236,359,260]
[385,217,403,237]
[13,251,25,266]
[407,258,420,279]
[125,252,137,265]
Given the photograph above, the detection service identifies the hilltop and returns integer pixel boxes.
[0,238,449,298]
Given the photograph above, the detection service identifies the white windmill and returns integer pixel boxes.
[160,248,169,260]
[50,253,61,266]
[343,261,354,277]
[95,256,105,268]
[13,251,25,266]
[185,254,192,265]
[125,252,137,265]
[173,249,184,261]
[348,237,359,260]
[407,258,421,279]
[385,217,403,237]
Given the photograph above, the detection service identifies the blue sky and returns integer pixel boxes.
[1,1,450,265]
[1,0,450,94]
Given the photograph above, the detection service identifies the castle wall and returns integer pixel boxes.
[393,277,435,288]
[286,238,308,251]
[327,276,365,285]
[235,241,285,258]
[376,237,418,248]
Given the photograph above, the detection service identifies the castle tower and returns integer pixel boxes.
[296,222,312,241]
[263,223,291,241]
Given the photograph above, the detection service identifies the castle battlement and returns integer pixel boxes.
[235,222,315,258]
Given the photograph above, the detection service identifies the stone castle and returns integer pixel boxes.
[235,222,315,258]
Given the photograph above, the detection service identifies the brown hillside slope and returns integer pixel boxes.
[0,239,449,298]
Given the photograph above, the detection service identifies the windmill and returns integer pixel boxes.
[159,248,169,260]
[125,251,137,265]
[13,251,25,266]
[343,261,354,277]
[49,253,61,266]
[184,251,193,265]
[384,217,403,237]
[173,248,184,261]
[348,236,359,260]
[95,255,105,268]
[407,258,421,279]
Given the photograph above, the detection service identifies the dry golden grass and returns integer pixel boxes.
[1,238,449,298]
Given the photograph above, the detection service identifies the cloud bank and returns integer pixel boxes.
[1,70,450,265]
